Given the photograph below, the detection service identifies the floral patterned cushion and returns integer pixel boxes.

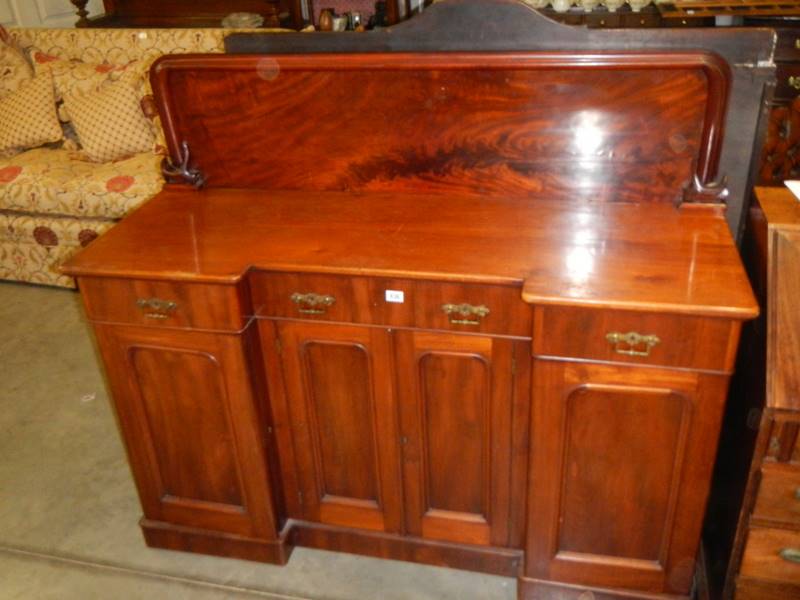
[8,27,280,66]
[0,27,290,288]
[0,147,163,219]
[0,39,32,98]
[31,50,142,102]
[0,210,115,288]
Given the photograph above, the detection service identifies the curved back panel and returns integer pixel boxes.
[152,51,729,203]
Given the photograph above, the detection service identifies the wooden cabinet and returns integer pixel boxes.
[703,188,800,599]
[90,321,288,563]
[261,319,528,548]
[61,15,767,599]
[751,24,800,185]
[269,321,403,533]
[527,360,728,595]
[395,331,523,548]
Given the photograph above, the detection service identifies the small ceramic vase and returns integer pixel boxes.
[579,0,600,12]
[318,8,334,31]
[602,0,624,11]
[627,0,650,11]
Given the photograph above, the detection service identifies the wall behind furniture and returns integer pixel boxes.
[0,0,103,27]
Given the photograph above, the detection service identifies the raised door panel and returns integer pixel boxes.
[526,360,730,595]
[275,321,402,533]
[395,331,519,547]
[92,324,279,539]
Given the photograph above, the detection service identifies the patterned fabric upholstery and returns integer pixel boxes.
[0,210,115,288]
[0,39,32,97]
[0,73,63,153]
[0,147,163,219]
[1,27,281,288]
[64,81,155,162]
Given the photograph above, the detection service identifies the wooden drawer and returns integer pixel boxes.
[619,12,661,28]
[773,63,800,102]
[741,528,800,586]
[754,465,800,527]
[77,277,248,332]
[774,29,800,63]
[532,306,739,372]
[766,420,800,463]
[249,271,532,337]
[735,576,800,600]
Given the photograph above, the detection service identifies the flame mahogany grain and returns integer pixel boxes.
[152,52,729,203]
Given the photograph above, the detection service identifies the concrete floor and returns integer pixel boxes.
[0,281,516,599]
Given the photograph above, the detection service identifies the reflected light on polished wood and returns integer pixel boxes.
[63,189,756,319]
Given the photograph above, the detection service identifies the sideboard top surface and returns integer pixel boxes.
[63,187,757,318]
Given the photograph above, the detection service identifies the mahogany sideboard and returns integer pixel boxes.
[61,4,769,598]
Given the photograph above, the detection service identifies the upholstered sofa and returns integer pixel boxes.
[0,27,275,288]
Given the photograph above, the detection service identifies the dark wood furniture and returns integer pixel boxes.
[704,186,800,600]
[539,4,711,28]
[747,21,800,185]
[61,3,771,599]
[70,0,305,29]
[223,0,775,238]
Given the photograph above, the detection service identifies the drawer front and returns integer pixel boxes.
[533,306,739,372]
[735,576,800,600]
[619,12,661,28]
[754,465,800,527]
[766,420,800,463]
[250,271,532,337]
[775,29,800,63]
[741,528,800,586]
[774,63,800,102]
[78,277,248,332]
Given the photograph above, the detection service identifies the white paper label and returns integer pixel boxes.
[385,290,404,303]
[786,180,800,202]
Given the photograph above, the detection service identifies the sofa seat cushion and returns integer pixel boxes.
[0,147,163,219]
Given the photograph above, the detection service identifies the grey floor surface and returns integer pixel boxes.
[0,281,516,599]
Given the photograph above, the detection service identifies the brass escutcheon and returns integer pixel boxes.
[605,331,661,357]
[136,297,178,319]
[441,303,490,326]
[780,548,800,564]
[290,292,336,315]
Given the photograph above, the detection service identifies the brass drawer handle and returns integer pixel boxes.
[789,76,800,91]
[136,297,178,320]
[795,38,800,50]
[780,548,800,563]
[605,331,661,357]
[290,292,335,315]
[441,303,490,326]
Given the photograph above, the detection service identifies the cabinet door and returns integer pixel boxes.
[275,321,403,533]
[92,324,279,540]
[395,331,521,547]
[526,360,729,595]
